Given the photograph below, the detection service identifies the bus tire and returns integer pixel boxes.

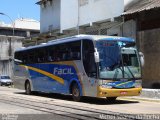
[106,97,117,103]
[72,83,81,102]
[25,81,32,95]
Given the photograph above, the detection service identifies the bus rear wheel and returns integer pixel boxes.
[25,81,32,95]
[72,83,81,102]
[106,97,117,103]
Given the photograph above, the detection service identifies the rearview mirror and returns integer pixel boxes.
[94,48,99,63]
[139,52,144,67]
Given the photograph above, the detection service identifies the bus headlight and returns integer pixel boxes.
[134,80,142,88]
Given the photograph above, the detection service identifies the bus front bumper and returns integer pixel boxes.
[97,87,142,97]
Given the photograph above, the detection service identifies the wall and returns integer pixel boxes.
[122,20,136,39]
[40,0,124,33]
[14,19,40,30]
[40,0,60,33]
[0,27,40,37]
[0,36,23,76]
[0,36,9,60]
[138,28,160,88]
[61,0,78,31]
[61,0,124,31]
[82,0,124,29]
[0,60,10,76]
[122,19,160,88]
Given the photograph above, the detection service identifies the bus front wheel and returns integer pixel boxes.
[72,83,81,102]
[25,81,32,95]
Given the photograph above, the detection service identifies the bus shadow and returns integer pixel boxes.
[81,96,139,105]
[15,92,139,105]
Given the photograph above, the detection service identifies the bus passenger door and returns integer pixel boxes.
[82,40,98,97]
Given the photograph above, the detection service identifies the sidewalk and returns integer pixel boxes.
[121,89,160,102]
[140,88,160,99]
[131,88,160,102]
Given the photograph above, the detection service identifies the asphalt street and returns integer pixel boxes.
[0,86,160,120]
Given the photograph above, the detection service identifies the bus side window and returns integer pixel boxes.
[27,50,35,64]
[47,45,55,62]
[68,41,81,60]
[21,52,28,64]
[71,52,80,59]
[83,40,97,78]
[15,52,23,65]
[54,45,61,61]
[36,48,47,63]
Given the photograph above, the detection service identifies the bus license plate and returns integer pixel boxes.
[120,91,127,95]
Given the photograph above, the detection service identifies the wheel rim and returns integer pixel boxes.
[73,87,79,97]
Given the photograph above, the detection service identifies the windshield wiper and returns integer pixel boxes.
[124,63,135,79]
[112,63,132,80]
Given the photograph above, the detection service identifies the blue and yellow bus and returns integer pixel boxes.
[13,35,143,102]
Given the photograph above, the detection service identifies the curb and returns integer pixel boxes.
[120,89,160,102]
[140,89,160,99]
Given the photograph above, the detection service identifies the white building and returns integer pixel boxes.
[37,0,124,33]
[0,18,40,76]
[14,18,40,30]
[0,18,40,37]
[0,18,40,30]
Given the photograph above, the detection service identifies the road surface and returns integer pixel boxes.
[0,86,160,120]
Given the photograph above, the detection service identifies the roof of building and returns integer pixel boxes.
[0,18,40,30]
[123,0,160,15]
[14,18,40,30]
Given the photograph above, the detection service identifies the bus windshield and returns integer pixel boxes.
[96,40,141,80]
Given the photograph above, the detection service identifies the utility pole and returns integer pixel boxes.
[77,0,80,35]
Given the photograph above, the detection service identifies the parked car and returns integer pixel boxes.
[0,75,13,86]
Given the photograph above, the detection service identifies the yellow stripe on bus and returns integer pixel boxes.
[21,65,64,84]
[116,81,133,87]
